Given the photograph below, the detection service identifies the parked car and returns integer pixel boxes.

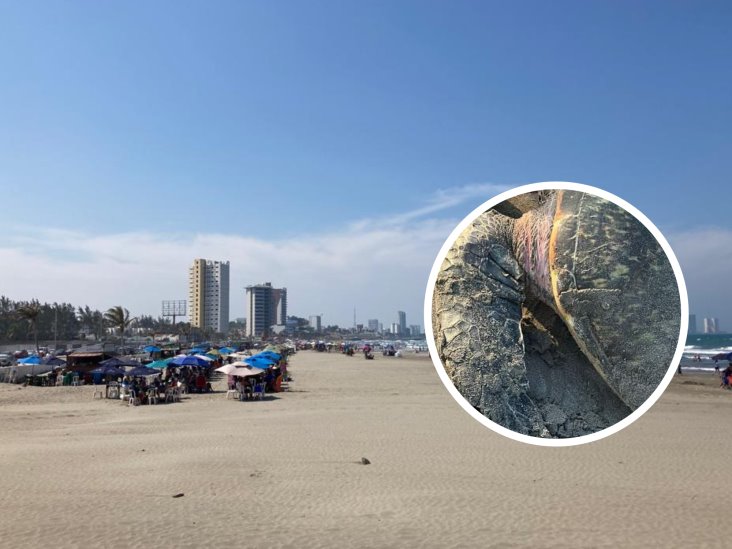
[0,354,12,366]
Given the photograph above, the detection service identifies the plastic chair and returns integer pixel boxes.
[128,390,140,406]
[92,387,104,399]
[226,389,239,400]
[71,375,81,387]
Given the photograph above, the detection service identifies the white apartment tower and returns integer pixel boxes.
[188,259,230,334]
[245,282,287,338]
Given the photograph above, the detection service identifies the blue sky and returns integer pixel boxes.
[1,1,730,328]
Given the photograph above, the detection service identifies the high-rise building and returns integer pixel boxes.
[368,319,379,332]
[409,324,421,336]
[188,259,230,334]
[703,317,720,334]
[245,282,287,337]
[688,315,697,334]
[309,315,322,332]
[398,311,407,335]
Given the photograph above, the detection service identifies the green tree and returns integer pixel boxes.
[104,306,135,349]
[15,301,41,355]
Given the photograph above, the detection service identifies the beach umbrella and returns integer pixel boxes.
[148,359,173,369]
[231,366,264,377]
[215,363,240,375]
[170,355,208,367]
[254,350,281,361]
[218,347,235,355]
[244,356,276,368]
[18,355,42,365]
[194,354,214,362]
[90,365,126,377]
[144,345,161,353]
[206,349,221,357]
[43,356,66,366]
[126,366,160,377]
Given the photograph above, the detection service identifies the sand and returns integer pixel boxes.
[0,351,730,549]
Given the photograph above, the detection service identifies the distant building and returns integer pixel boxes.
[398,311,407,335]
[703,317,720,334]
[309,315,322,332]
[689,314,697,334]
[188,259,230,334]
[245,282,287,337]
[368,319,379,332]
[391,322,399,334]
[409,324,421,337]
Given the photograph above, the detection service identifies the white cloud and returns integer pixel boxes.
[1,185,500,327]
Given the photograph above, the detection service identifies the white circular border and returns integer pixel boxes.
[424,181,689,447]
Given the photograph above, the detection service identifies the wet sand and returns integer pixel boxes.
[0,352,730,548]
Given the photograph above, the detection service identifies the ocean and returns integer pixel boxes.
[682,333,732,372]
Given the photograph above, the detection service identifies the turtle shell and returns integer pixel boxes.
[548,191,680,409]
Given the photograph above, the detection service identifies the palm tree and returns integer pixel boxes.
[77,306,95,337]
[15,301,41,355]
[104,306,135,351]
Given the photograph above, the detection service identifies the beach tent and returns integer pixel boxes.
[18,356,42,365]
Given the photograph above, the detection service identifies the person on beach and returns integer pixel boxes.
[721,364,732,389]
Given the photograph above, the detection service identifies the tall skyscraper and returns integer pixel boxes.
[689,314,697,334]
[309,315,322,332]
[368,319,379,332]
[245,282,287,337]
[398,310,407,335]
[409,324,422,336]
[703,317,720,334]
[188,259,230,334]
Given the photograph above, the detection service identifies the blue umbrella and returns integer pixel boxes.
[218,347,235,355]
[18,355,42,365]
[244,356,276,368]
[43,356,66,366]
[255,351,281,361]
[90,365,126,377]
[170,355,208,367]
[144,345,161,353]
[126,366,160,377]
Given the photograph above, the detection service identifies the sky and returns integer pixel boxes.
[0,1,730,329]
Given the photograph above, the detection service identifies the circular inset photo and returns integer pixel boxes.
[425,182,687,446]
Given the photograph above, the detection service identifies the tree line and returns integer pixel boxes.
[0,296,193,351]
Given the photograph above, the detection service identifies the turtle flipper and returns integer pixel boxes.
[433,211,545,436]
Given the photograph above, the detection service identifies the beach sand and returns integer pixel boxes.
[0,351,730,548]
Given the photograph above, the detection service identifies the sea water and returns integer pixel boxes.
[682,333,732,372]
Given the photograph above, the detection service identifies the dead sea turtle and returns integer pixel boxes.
[432,190,680,437]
